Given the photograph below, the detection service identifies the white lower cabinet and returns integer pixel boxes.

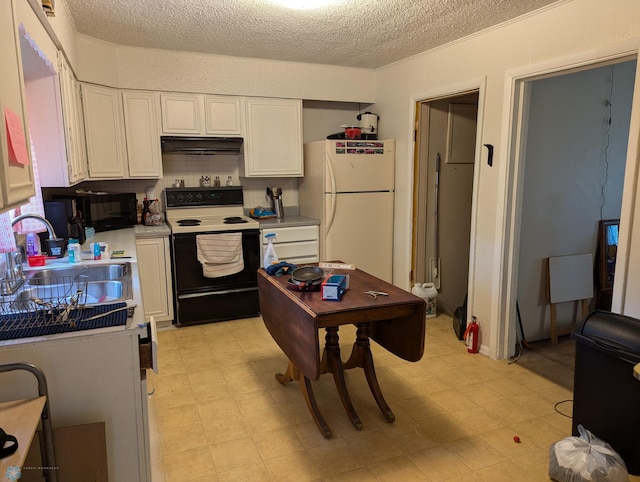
[0,331,152,481]
[136,237,174,324]
[261,225,319,267]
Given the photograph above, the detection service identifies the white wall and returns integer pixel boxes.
[518,61,635,342]
[74,36,376,104]
[374,0,640,358]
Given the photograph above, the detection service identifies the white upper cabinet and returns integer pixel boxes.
[51,52,88,186]
[160,93,201,135]
[160,93,243,136]
[122,90,162,178]
[204,95,243,136]
[0,0,35,210]
[243,97,303,177]
[81,83,127,179]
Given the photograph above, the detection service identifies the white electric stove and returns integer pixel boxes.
[165,186,259,233]
[164,186,261,326]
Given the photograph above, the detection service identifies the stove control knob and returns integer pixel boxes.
[195,192,203,202]
[185,193,194,204]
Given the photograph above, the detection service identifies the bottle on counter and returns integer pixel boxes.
[68,238,81,263]
[93,242,102,260]
[226,176,233,186]
[26,233,38,257]
[141,198,152,225]
[263,233,279,267]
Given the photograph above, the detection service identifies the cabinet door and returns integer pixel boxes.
[0,0,35,210]
[244,98,303,177]
[136,237,174,323]
[82,84,127,178]
[55,54,87,186]
[204,95,243,136]
[123,91,162,178]
[71,79,89,182]
[160,93,203,135]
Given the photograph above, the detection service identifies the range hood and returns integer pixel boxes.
[160,136,243,155]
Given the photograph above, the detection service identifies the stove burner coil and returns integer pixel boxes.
[177,219,201,226]
[224,216,248,224]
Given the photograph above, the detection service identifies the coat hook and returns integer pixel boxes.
[484,144,494,166]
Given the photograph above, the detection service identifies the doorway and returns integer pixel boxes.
[501,55,638,364]
[412,92,478,316]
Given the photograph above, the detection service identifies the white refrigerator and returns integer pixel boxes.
[299,139,395,282]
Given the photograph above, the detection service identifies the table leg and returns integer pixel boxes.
[344,323,396,423]
[321,327,363,431]
[276,360,332,439]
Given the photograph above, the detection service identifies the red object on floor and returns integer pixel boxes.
[464,317,479,353]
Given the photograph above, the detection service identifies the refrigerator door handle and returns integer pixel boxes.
[326,158,337,234]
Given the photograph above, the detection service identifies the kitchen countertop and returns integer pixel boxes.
[134,223,171,238]
[0,227,147,347]
[258,215,319,229]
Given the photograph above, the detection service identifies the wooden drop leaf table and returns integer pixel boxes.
[258,265,426,439]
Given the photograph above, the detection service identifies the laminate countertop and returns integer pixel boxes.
[258,215,319,229]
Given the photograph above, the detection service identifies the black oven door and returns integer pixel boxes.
[172,229,260,291]
[171,229,261,325]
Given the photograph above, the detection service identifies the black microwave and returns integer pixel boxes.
[53,192,137,232]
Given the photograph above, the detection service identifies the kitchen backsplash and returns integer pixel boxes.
[63,154,299,215]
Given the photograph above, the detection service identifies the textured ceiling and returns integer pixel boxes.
[62,0,560,69]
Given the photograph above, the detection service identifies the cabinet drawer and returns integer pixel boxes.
[262,225,319,244]
[275,240,319,260]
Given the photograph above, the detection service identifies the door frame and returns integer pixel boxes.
[410,77,487,333]
[497,40,640,358]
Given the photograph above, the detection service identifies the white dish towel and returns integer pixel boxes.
[196,233,244,278]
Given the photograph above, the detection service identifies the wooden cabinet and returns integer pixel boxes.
[136,236,173,324]
[122,91,162,178]
[243,97,303,177]
[81,83,127,179]
[260,225,319,267]
[0,0,35,211]
[160,93,243,136]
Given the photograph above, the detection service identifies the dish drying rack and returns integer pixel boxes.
[0,272,133,338]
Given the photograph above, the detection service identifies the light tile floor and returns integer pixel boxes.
[148,315,637,481]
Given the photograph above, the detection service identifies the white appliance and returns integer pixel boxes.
[299,139,395,282]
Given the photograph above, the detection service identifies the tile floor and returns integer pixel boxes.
[147,315,637,481]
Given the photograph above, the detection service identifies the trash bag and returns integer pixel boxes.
[549,425,628,482]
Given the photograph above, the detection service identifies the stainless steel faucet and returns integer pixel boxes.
[11,214,57,239]
[0,215,58,295]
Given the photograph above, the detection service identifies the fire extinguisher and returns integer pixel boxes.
[464,316,479,354]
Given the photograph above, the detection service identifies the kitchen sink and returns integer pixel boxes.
[20,262,133,305]
[27,263,131,284]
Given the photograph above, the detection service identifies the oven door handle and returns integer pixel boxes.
[178,286,258,299]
